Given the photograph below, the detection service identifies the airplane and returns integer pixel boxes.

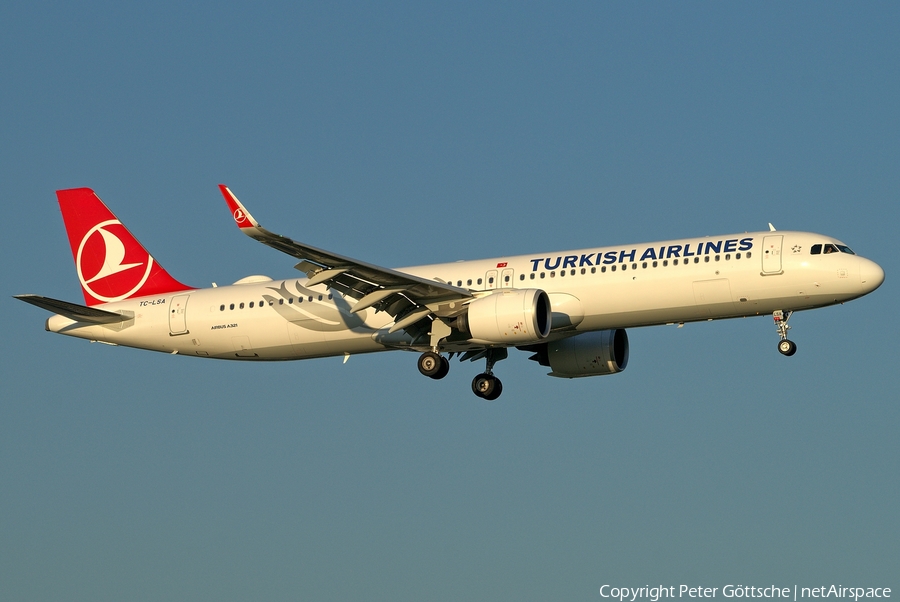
[16,186,884,400]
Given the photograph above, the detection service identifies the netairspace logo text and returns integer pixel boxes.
[600,586,892,602]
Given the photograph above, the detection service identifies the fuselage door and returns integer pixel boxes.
[169,294,190,335]
[762,235,783,274]
[485,269,498,290]
[500,268,514,288]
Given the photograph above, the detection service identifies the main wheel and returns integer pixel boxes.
[472,373,502,400]
[418,351,444,378]
[434,356,450,380]
[778,339,797,356]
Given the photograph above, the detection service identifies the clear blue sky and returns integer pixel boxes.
[2,2,898,600]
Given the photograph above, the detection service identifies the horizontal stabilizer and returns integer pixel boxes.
[14,294,130,324]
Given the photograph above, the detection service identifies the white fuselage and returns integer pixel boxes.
[46,230,884,360]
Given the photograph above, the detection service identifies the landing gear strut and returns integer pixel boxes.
[417,351,450,379]
[773,310,797,356]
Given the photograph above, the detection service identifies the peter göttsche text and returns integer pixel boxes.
[600,586,891,602]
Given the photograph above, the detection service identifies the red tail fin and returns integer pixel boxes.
[57,188,193,306]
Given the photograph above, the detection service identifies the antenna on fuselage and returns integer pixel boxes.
[768,223,777,231]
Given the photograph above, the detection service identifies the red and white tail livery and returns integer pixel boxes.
[57,188,192,305]
[17,185,884,400]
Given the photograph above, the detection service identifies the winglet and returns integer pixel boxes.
[219,184,261,229]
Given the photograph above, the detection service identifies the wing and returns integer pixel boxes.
[15,294,131,324]
[218,185,473,332]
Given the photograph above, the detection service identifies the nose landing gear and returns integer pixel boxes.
[773,310,797,356]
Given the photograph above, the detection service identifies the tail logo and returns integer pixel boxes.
[233,208,247,224]
[76,220,154,303]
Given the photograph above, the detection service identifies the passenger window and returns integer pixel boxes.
[600,266,606,273]
[725,254,730,260]
[571,269,576,276]
[289,298,293,304]
[530,273,535,280]
[642,262,647,268]
[715,255,720,262]
[318,295,323,301]
[673,259,678,265]
[622,264,627,271]
[519,274,524,281]
[560,271,565,277]
[663,260,668,266]
[540,273,545,279]
[550,272,555,278]
[278,299,284,305]
[746,252,752,259]
[249,301,254,308]
[632,263,637,270]
[239,302,245,309]
[477,278,482,285]
[230,303,235,310]
[652,261,658,268]
[704,257,710,263]
[220,305,225,311]
[611,265,616,272]
[457,280,462,286]
[581,268,586,275]
[468,279,473,285]
[736,253,741,259]
[489,277,494,284]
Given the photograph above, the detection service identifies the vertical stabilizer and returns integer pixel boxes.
[56,188,192,306]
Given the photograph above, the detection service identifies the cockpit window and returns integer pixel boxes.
[810,244,822,255]
[836,244,855,255]
[823,244,839,254]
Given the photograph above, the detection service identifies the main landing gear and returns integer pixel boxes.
[471,349,506,401]
[416,348,506,400]
[417,351,450,380]
[471,373,502,401]
[773,310,797,356]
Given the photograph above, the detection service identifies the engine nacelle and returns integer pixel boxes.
[547,329,629,378]
[457,289,551,345]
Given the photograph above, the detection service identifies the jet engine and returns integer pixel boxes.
[523,329,629,378]
[455,289,552,345]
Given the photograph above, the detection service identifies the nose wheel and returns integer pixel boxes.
[773,310,797,356]
[777,339,797,356]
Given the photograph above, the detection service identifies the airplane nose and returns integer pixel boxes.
[860,259,885,292]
